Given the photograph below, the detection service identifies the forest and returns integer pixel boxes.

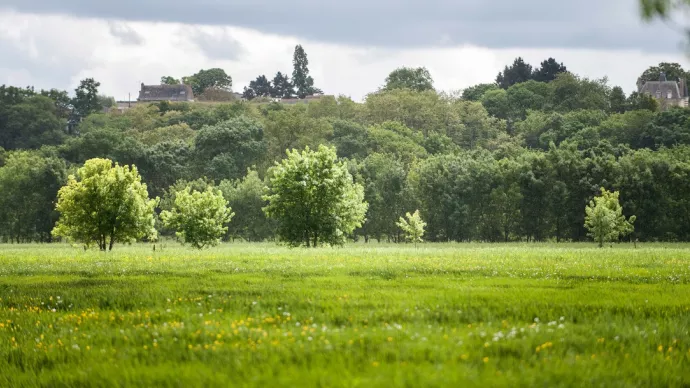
[2,53,690,244]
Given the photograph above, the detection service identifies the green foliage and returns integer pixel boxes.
[72,78,102,121]
[271,72,295,99]
[219,170,276,242]
[161,76,181,85]
[532,58,568,83]
[184,68,232,96]
[194,116,267,182]
[292,45,321,98]
[396,210,426,246]
[52,158,157,250]
[383,67,435,92]
[263,145,368,247]
[496,57,533,89]
[462,83,499,101]
[0,150,67,242]
[584,188,636,247]
[639,62,689,82]
[160,187,234,249]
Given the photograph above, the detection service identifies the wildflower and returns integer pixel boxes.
[372,362,380,367]
[483,357,489,363]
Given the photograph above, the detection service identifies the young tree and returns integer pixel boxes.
[263,145,368,247]
[396,210,426,247]
[160,187,234,249]
[52,158,158,251]
[292,45,322,98]
[584,188,636,247]
[383,67,435,92]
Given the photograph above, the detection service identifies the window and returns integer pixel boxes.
[656,91,661,98]
[668,91,673,99]
[180,91,186,95]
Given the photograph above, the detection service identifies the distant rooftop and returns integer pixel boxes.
[138,83,194,102]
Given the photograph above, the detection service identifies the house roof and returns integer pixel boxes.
[138,84,194,102]
[639,81,685,99]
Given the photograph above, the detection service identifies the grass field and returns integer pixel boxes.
[1,243,690,387]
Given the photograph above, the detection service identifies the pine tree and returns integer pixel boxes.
[292,45,322,98]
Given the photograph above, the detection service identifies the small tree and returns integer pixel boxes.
[160,187,234,249]
[263,145,368,247]
[397,210,426,247]
[584,188,636,248]
[52,158,157,251]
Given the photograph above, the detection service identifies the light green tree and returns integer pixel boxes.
[584,188,636,248]
[160,187,234,249]
[263,145,368,247]
[396,210,427,247]
[52,158,158,251]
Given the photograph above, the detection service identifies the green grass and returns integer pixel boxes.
[1,243,690,387]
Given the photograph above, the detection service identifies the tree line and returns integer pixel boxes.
[1,56,690,245]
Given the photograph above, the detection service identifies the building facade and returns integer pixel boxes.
[637,73,689,109]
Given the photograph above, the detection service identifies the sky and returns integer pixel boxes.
[0,1,688,101]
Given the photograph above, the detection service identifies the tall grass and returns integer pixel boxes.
[1,243,689,387]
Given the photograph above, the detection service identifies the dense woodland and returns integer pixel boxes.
[2,52,690,244]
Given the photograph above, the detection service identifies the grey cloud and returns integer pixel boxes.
[0,0,684,52]
[186,27,245,61]
[108,22,144,45]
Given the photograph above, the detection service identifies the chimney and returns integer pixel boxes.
[660,72,667,82]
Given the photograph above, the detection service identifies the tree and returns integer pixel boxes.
[292,45,322,98]
[532,58,568,83]
[160,187,234,249]
[184,68,232,96]
[383,67,435,92]
[219,170,276,242]
[0,150,67,242]
[584,188,636,247]
[639,62,689,82]
[72,78,102,121]
[496,58,533,89]
[194,116,267,182]
[161,76,181,85]
[242,86,256,100]
[248,75,272,98]
[271,71,295,98]
[462,83,499,101]
[263,145,368,247]
[52,158,157,251]
[396,210,426,247]
[609,86,627,114]
[627,91,659,112]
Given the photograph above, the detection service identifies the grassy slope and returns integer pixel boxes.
[1,243,689,387]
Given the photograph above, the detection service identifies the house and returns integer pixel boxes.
[137,83,194,102]
[637,72,689,109]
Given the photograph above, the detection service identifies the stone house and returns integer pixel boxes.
[637,73,689,110]
[137,83,194,102]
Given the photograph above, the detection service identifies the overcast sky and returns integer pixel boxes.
[0,1,688,101]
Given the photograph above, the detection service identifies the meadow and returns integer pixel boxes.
[1,242,690,387]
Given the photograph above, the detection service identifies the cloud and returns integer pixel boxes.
[0,0,685,52]
[186,27,245,61]
[108,22,144,45]
[0,9,688,103]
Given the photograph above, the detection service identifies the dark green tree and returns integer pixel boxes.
[609,86,627,114]
[72,78,102,121]
[292,45,322,98]
[184,68,232,96]
[462,83,499,101]
[496,57,533,89]
[249,75,272,98]
[161,76,181,85]
[532,58,568,83]
[271,72,295,98]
